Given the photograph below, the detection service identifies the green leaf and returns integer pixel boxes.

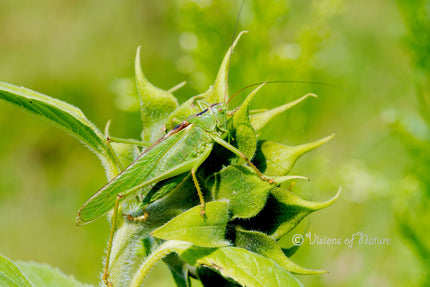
[208,166,272,219]
[253,134,335,176]
[130,241,302,287]
[208,31,248,105]
[228,84,264,164]
[135,47,179,142]
[232,84,265,127]
[17,262,92,287]
[180,246,303,287]
[240,187,341,239]
[152,201,230,247]
[250,93,317,133]
[208,166,303,219]
[267,187,340,239]
[0,82,118,177]
[0,253,33,287]
[234,228,325,275]
[271,187,341,210]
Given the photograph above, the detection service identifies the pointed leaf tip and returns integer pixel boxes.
[270,186,341,239]
[297,133,335,155]
[254,133,335,176]
[209,31,248,104]
[232,82,266,124]
[251,92,319,133]
[238,186,341,240]
[235,228,326,275]
[134,46,179,142]
[229,83,263,164]
[271,186,342,212]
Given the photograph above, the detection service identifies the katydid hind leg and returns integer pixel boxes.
[190,146,213,216]
[191,168,206,216]
[211,135,275,184]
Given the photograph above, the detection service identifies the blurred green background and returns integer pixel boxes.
[0,0,428,286]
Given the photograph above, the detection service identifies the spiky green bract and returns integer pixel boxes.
[253,134,335,176]
[207,165,306,219]
[234,227,326,275]
[135,47,179,143]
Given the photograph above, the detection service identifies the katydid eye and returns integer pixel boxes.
[217,107,223,113]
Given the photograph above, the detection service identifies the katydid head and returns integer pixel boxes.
[186,102,227,134]
[210,103,228,130]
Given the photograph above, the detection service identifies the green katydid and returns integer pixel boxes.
[75,34,327,226]
[76,91,273,226]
